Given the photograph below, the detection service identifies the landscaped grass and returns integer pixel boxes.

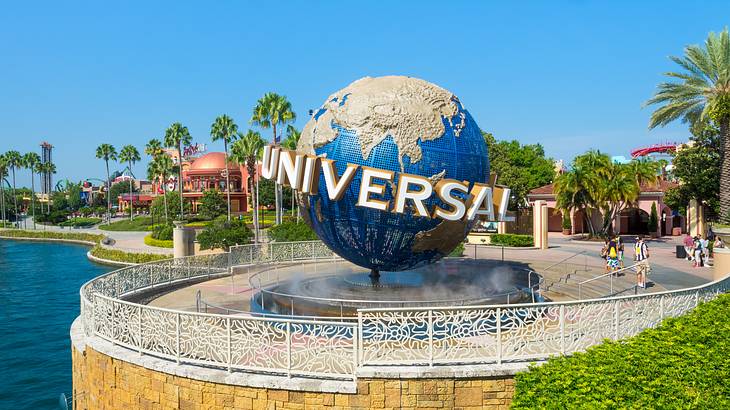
[0,229,105,244]
[98,216,155,231]
[512,293,730,409]
[90,245,171,263]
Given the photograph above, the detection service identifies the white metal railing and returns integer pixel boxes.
[577,262,643,299]
[79,240,730,380]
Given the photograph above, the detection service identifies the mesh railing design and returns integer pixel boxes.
[80,240,730,380]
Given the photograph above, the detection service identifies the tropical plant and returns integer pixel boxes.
[118,145,141,221]
[4,150,22,225]
[555,151,659,237]
[164,122,192,219]
[231,130,265,242]
[283,125,302,218]
[95,144,117,224]
[267,219,317,242]
[648,202,659,235]
[0,155,7,227]
[147,154,174,222]
[251,92,296,225]
[145,138,164,158]
[645,28,730,223]
[198,189,227,220]
[196,218,252,251]
[21,152,41,229]
[210,114,239,222]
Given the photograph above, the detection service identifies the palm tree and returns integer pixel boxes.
[164,123,192,219]
[283,125,302,218]
[231,130,265,242]
[251,92,296,225]
[148,155,173,222]
[23,152,41,229]
[95,144,117,224]
[0,155,7,227]
[210,115,239,222]
[4,150,22,225]
[145,138,164,158]
[118,145,141,221]
[645,28,730,222]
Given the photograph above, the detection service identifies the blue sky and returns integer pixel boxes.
[1,1,728,186]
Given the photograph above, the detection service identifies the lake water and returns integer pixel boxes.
[0,240,111,409]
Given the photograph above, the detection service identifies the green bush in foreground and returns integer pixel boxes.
[448,242,465,256]
[268,220,318,242]
[90,246,171,264]
[197,219,252,250]
[512,293,730,409]
[0,229,104,244]
[490,233,534,247]
[98,216,154,231]
[144,234,173,248]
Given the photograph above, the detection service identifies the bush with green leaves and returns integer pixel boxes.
[36,210,71,224]
[198,189,226,220]
[448,242,465,257]
[648,202,659,234]
[562,212,572,230]
[59,217,101,227]
[151,223,173,240]
[489,233,534,247]
[0,229,104,244]
[144,234,173,248]
[512,293,730,409]
[197,219,252,250]
[267,220,318,242]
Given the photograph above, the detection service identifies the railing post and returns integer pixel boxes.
[496,307,502,365]
[176,313,181,364]
[286,321,292,378]
[357,312,364,364]
[614,299,620,340]
[138,305,143,356]
[559,305,565,355]
[659,295,665,320]
[227,317,232,373]
[111,298,115,342]
[290,242,294,261]
[227,251,232,276]
[249,245,253,264]
[428,309,434,367]
[352,323,359,378]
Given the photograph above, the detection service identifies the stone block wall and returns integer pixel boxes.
[73,346,516,409]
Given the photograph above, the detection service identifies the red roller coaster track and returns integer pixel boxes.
[630,143,678,158]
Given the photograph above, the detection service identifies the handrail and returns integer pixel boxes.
[577,262,642,299]
[543,249,588,272]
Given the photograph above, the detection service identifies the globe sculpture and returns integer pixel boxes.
[297,76,489,273]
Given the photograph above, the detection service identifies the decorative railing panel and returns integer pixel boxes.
[80,240,730,380]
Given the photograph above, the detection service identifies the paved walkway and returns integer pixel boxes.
[12,216,173,255]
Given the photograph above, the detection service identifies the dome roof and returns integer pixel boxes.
[189,152,239,171]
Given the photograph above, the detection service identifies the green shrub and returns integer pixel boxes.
[562,212,572,230]
[0,229,104,243]
[144,234,174,248]
[151,224,173,240]
[36,210,71,224]
[59,217,102,227]
[448,242,465,257]
[512,293,730,409]
[268,220,318,242]
[489,233,534,247]
[197,219,252,250]
[648,202,659,233]
[90,246,171,263]
[99,216,154,231]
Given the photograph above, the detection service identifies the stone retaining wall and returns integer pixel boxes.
[72,345,515,409]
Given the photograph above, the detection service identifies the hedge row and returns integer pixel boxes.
[144,234,174,248]
[90,246,171,264]
[512,293,730,409]
[0,229,105,244]
[268,220,318,242]
[59,217,102,227]
[490,233,534,247]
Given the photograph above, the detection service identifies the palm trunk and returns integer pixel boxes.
[129,160,134,221]
[224,141,231,222]
[11,167,17,225]
[105,160,111,224]
[273,124,282,225]
[720,118,730,223]
[1,175,5,228]
[162,176,169,223]
[249,170,258,243]
[255,175,260,242]
[30,170,35,229]
[177,145,184,220]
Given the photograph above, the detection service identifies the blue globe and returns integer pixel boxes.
[297,76,489,271]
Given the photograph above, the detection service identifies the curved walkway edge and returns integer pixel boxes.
[85,251,137,267]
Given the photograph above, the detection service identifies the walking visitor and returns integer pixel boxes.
[683,233,694,261]
[606,237,620,273]
[634,236,650,288]
[693,236,704,268]
[714,236,725,249]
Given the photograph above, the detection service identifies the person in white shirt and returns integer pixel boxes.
[634,237,650,288]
